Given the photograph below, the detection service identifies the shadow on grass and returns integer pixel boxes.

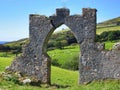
[50,83,70,89]
[30,82,70,89]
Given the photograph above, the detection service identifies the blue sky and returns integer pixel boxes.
[0,0,120,41]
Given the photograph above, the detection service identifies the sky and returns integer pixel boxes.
[0,0,120,41]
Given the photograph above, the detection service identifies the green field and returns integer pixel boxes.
[48,45,80,69]
[0,44,120,90]
[96,17,120,34]
[96,26,120,34]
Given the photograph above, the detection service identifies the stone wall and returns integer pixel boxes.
[7,8,120,84]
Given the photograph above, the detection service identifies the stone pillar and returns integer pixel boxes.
[28,15,53,84]
[82,8,97,41]
[80,8,97,84]
[7,14,53,84]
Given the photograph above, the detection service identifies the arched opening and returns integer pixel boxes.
[46,24,80,85]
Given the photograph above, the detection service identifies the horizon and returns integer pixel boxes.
[0,0,120,41]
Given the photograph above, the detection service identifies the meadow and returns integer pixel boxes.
[48,45,79,70]
[0,43,120,90]
[96,26,120,34]
[96,17,120,34]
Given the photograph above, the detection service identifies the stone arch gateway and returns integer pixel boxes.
[7,8,120,84]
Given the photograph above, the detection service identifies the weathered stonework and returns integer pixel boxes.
[7,8,120,84]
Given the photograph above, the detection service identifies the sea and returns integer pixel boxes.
[0,41,8,44]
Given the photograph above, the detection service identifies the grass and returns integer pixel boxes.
[51,66,78,86]
[47,45,80,65]
[96,26,120,34]
[97,40,120,50]
[96,16,120,34]
[97,17,120,27]
[0,44,120,90]
[0,52,15,57]
[104,40,120,50]
[0,55,120,90]
[0,57,13,72]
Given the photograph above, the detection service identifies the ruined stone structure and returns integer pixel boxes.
[7,8,120,84]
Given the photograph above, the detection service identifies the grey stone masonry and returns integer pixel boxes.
[7,8,120,84]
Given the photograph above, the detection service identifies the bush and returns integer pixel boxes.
[54,41,62,49]
[61,54,79,70]
[51,59,61,67]
[0,52,8,57]
[1,73,22,85]
[51,55,79,70]
[47,30,77,49]
[47,40,56,48]
[96,30,120,42]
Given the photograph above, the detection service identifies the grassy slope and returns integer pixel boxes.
[0,52,14,72]
[0,56,120,90]
[0,57,13,72]
[97,26,120,34]
[4,38,28,47]
[0,44,120,90]
[47,45,80,65]
[97,17,120,34]
[97,17,120,27]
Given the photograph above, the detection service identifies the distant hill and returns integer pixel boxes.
[4,38,28,47]
[97,17,120,28]
[97,17,120,34]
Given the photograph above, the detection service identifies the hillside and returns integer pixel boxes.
[5,38,28,47]
[97,16,120,28]
[97,17,120,34]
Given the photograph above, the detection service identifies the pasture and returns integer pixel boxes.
[0,44,120,90]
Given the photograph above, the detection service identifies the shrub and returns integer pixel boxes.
[97,30,120,42]
[51,59,61,67]
[1,73,22,85]
[61,54,79,70]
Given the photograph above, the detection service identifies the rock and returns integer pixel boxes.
[96,42,105,51]
[5,66,10,70]
[22,78,31,84]
[113,42,120,50]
